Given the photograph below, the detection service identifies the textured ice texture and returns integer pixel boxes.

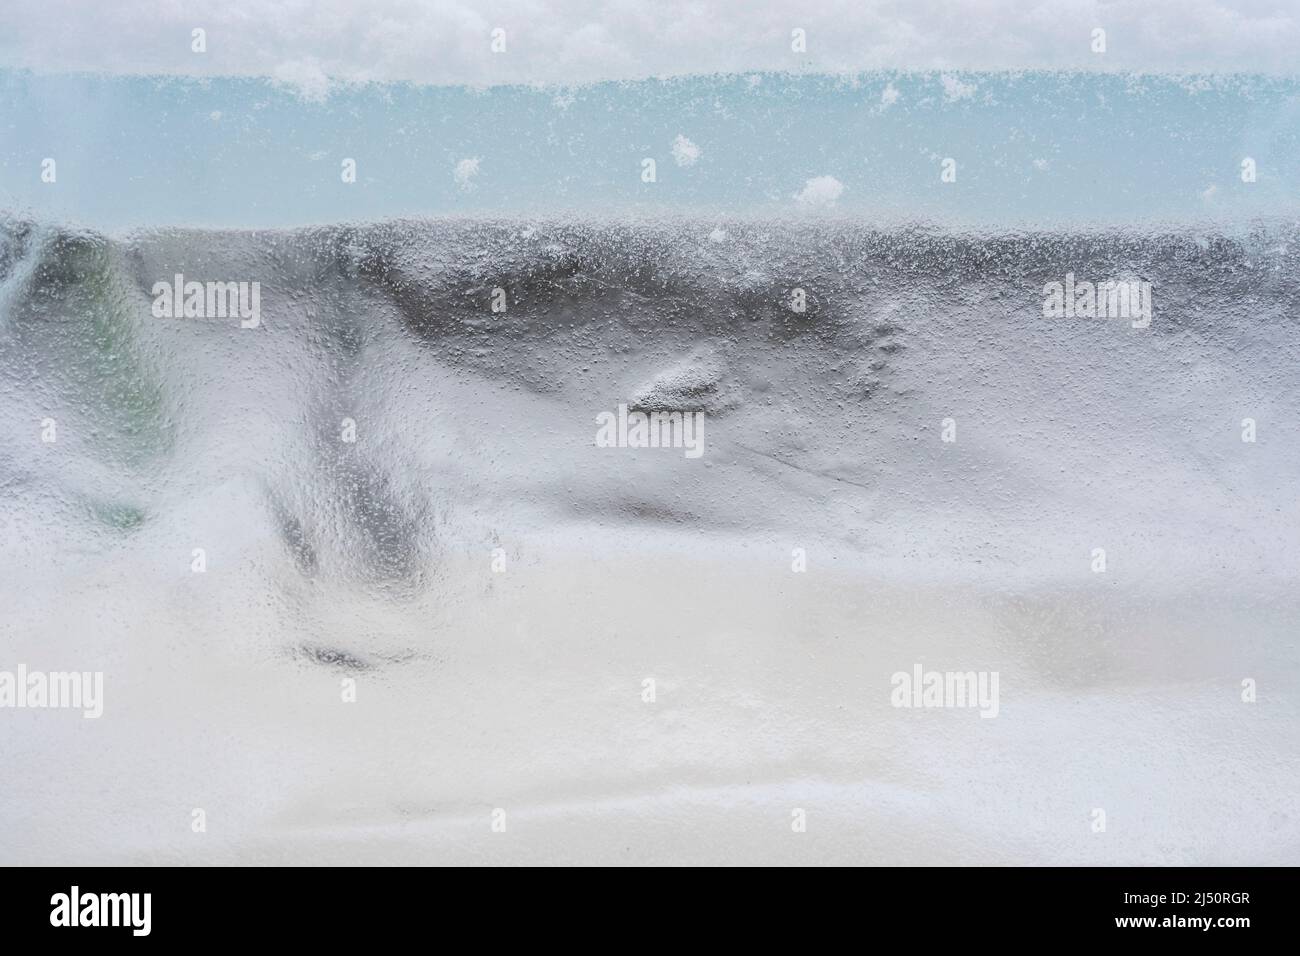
[1,216,1297,863]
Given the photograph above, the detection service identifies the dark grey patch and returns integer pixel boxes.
[268,495,318,576]
[294,644,372,671]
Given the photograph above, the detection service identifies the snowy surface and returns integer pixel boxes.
[1,219,1297,863]
[2,0,1299,87]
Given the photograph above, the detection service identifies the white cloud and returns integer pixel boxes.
[671,134,701,167]
[940,73,976,101]
[454,157,481,190]
[793,175,845,207]
[272,59,331,103]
